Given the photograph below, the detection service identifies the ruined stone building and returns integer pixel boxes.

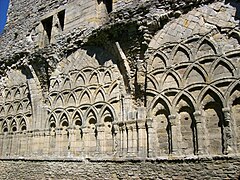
[0,0,240,179]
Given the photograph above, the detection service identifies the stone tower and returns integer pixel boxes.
[0,0,240,178]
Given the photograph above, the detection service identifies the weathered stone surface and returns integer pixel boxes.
[0,0,240,178]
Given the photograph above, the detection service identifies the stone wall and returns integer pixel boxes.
[0,0,240,178]
[0,157,239,179]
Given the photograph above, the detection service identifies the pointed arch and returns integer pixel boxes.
[59,112,69,127]
[151,52,168,69]
[51,79,60,90]
[200,87,225,155]
[196,37,218,58]
[49,114,57,128]
[7,105,14,115]
[72,111,83,127]
[14,88,21,99]
[17,103,24,113]
[89,70,100,84]
[173,91,197,112]
[210,59,235,80]
[79,88,92,105]
[198,86,225,108]
[6,90,11,100]
[147,94,172,117]
[171,44,193,64]
[62,77,71,89]
[103,70,112,83]
[225,80,240,106]
[161,71,181,89]
[147,74,159,91]
[2,121,8,133]
[54,95,64,108]
[183,64,207,86]
[94,88,106,102]
[228,82,240,152]
[98,103,116,123]
[66,92,77,106]
[19,117,27,131]
[75,72,86,87]
[10,119,17,132]
[84,106,98,126]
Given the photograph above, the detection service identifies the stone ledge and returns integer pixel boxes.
[0,154,239,163]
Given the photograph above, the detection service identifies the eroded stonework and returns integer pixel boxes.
[0,0,240,178]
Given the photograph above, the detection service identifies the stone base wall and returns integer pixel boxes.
[0,157,240,179]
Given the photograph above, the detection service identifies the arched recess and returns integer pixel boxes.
[6,90,11,101]
[51,79,60,90]
[62,77,71,90]
[184,65,207,86]
[162,71,180,90]
[86,109,98,153]
[151,52,167,69]
[171,44,192,64]
[10,119,17,132]
[174,93,197,155]
[200,89,225,155]
[89,71,100,85]
[2,121,8,133]
[150,96,172,155]
[93,87,106,102]
[17,103,24,113]
[7,105,14,115]
[49,114,57,128]
[228,83,240,152]
[103,70,112,83]
[60,113,69,128]
[67,93,77,106]
[73,111,82,127]
[101,107,114,154]
[0,106,5,116]
[196,38,217,58]
[211,60,234,80]
[14,88,21,99]
[19,118,27,131]
[75,72,86,87]
[79,89,92,105]
[55,95,64,108]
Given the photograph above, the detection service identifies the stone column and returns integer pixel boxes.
[113,123,120,157]
[119,125,124,157]
[49,128,56,156]
[96,124,105,155]
[122,125,128,157]
[43,129,50,156]
[68,128,75,157]
[55,128,62,157]
[82,127,89,157]
[137,120,147,157]
[132,122,138,157]
[222,107,233,154]
[125,122,138,157]
[169,114,179,155]
[126,124,133,156]
[194,110,205,155]
[146,118,154,157]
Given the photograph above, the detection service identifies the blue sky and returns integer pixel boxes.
[0,0,10,34]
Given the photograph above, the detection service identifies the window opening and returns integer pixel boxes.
[105,0,112,13]
[42,16,53,44]
[58,10,65,31]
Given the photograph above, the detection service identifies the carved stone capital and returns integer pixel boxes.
[168,114,177,126]
[193,110,202,123]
